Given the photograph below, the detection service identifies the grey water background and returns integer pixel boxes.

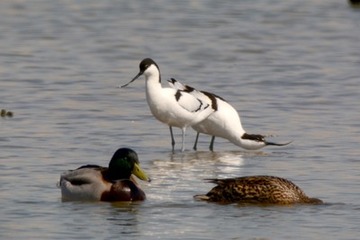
[1,0,359,239]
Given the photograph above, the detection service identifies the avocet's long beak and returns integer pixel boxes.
[120,71,143,88]
[265,141,292,146]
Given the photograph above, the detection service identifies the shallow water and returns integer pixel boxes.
[1,0,360,239]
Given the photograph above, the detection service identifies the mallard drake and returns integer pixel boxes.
[194,175,322,205]
[59,148,151,202]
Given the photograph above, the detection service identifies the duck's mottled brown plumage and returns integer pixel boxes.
[195,175,322,205]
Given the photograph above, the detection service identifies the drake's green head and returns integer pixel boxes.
[108,148,151,182]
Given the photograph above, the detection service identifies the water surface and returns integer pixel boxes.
[1,0,359,239]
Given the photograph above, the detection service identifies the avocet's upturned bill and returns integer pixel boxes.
[121,58,215,152]
[168,78,291,151]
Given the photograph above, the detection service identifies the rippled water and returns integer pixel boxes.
[1,0,360,239]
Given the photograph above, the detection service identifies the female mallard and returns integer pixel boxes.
[195,175,322,205]
[59,148,151,202]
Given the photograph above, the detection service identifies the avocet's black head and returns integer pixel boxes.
[121,58,160,88]
[139,58,159,73]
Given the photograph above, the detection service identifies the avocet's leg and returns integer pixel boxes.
[209,136,215,151]
[193,132,200,151]
[181,127,186,152]
[169,126,175,152]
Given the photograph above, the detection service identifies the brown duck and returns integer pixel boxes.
[195,175,323,205]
